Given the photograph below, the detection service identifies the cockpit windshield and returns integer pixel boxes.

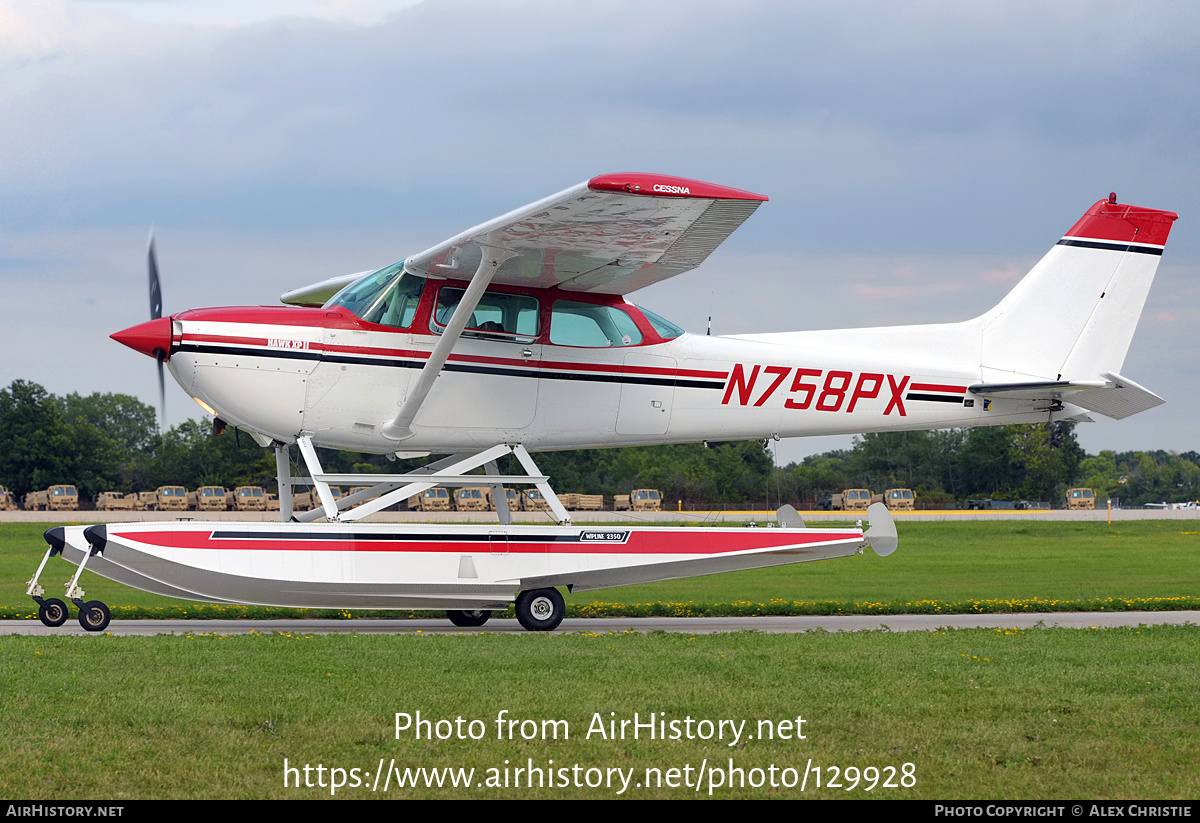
[326,263,426,328]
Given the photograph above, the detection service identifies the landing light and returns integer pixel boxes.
[193,397,217,416]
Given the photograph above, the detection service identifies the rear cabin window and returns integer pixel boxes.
[550,301,644,347]
[636,305,685,340]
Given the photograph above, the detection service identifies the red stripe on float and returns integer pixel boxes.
[117,530,857,556]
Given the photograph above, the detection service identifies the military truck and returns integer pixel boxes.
[454,487,491,512]
[232,486,267,511]
[95,491,134,511]
[522,488,552,512]
[632,489,662,511]
[24,485,79,511]
[613,489,661,512]
[1066,488,1096,510]
[872,489,915,511]
[560,493,604,511]
[131,491,158,511]
[189,486,228,512]
[408,487,452,512]
[151,485,189,511]
[831,489,872,511]
[128,485,187,511]
[0,485,18,511]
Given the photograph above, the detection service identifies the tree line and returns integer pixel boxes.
[1,380,1195,508]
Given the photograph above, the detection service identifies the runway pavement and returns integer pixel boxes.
[3,611,1198,636]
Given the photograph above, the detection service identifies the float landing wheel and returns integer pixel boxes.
[514,588,565,632]
[37,598,69,628]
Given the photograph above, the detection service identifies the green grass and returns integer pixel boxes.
[3,521,1197,618]
[4,520,1198,800]
[2,626,1198,799]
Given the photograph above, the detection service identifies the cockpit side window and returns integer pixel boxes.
[432,287,540,342]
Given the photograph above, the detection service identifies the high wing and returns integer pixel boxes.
[281,173,767,306]
[403,173,767,295]
[970,372,1164,420]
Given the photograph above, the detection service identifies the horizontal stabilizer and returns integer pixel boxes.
[969,372,1164,420]
[1070,372,1165,419]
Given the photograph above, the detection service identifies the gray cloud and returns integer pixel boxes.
[1,0,1197,459]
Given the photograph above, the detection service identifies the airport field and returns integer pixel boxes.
[2,520,1198,799]
[1,520,1197,619]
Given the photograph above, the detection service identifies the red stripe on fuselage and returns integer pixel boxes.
[908,382,966,394]
[179,332,729,381]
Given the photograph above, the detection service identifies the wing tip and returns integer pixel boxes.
[588,172,768,202]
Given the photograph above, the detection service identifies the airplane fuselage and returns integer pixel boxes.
[165,283,1057,456]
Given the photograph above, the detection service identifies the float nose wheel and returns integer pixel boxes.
[36,598,69,628]
[75,600,111,633]
[514,588,565,632]
[446,609,492,628]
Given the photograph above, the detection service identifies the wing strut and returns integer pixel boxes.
[381,239,514,441]
[486,460,513,525]
[274,441,293,521]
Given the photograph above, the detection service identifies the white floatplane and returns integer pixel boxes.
[27,174,1177,631]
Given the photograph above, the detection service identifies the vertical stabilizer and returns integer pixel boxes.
[977,198,1177,381]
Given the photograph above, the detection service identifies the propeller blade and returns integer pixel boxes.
[148,233,162,321]
[149,230,165,430]
[156,350,166,432]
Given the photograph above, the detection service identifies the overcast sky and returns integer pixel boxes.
[2,0,1198,464]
